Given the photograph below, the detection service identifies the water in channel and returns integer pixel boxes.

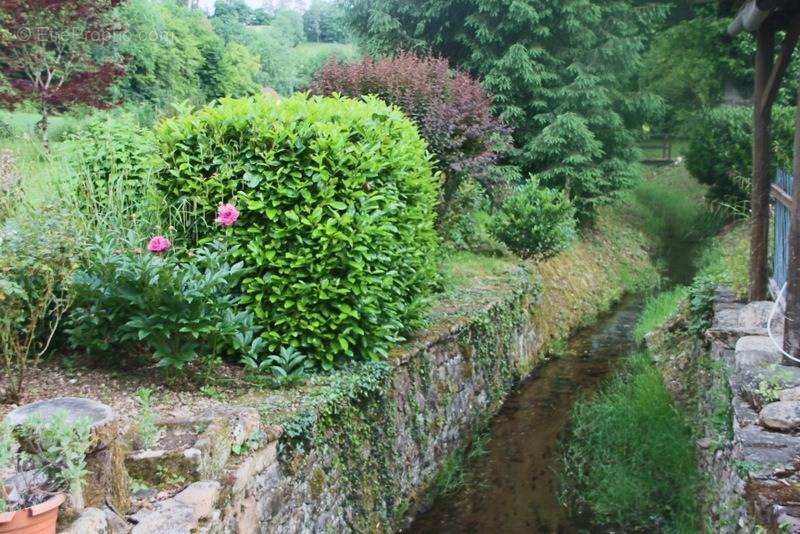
[406,296,644,533]
[407,237,699,533]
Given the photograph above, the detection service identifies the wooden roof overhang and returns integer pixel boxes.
[728,0,799,36]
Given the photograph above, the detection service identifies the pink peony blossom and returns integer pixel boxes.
[216,203,240,227]
[147,236,172,253]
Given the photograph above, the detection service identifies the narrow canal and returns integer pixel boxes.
[407,296,644,533]
[408,210,702,533]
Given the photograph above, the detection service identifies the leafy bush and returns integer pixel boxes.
[70,112,159,200]
[17,412,91,509]
[155,94,439,369]
[0,209,82,402]
[685,105,795,204]
[687,272,722,337]
[438,179,509,256]
[0,150,21,222]
[244,346,312,386]
[0,119,14,139]
[310,53,514,213]
[67,238,259,372]
[134,388,157,449]
[489,179,576,259]
[562,353,699,532]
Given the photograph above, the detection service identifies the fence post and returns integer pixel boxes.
[783,90,800,365]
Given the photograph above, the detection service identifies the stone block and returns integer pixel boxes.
[736,336,779,354]
[126,407,261,489]
[60,507,108,534]
[760,401,800,431]
[130,499,195,534]
[174,481,221,521]
[232,441,278,495]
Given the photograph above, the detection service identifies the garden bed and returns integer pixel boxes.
[40,197,660,533]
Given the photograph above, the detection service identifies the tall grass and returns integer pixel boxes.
[634,286,689,343]
[561,353,699,533]
[623,165,725,246]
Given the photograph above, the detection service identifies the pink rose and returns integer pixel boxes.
[147,236,172,253]
[216,203,240,227]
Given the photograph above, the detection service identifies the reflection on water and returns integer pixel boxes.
[407,297,644,534]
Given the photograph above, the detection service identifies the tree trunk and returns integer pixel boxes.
[783,90,800,365]
[39,98,50,152]
[749,26,775,302]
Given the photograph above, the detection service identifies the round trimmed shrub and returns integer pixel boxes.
[490,178,576,259]
[155,94,440,369]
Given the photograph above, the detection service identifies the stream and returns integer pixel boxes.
[407,296,644,533]
[407,230,700,533]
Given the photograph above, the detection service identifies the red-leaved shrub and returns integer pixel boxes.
[310,53,513,214]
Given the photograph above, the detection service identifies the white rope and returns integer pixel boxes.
[767,283,800,364]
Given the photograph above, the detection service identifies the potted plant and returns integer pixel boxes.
[0,411,90,534]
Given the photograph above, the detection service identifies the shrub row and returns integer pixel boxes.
[685,104,795,205]
[5,88,578,388]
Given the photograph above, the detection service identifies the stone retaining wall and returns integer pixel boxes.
[63,212,656,534]
[698,289,800,533]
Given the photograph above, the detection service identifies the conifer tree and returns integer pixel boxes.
[344,0,668,221]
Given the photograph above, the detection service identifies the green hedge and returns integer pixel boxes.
[155,94,440,369]
[685,105,794,204]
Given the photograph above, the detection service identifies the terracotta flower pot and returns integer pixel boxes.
[0,493,65,534]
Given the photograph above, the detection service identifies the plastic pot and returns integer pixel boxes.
[0,493,65,534]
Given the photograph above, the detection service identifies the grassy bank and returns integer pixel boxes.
[562,352,699,533]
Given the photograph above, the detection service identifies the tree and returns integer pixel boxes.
[267,9,304,46]
[303,0,347,43]
[344,0,669,222]
[218,42,260,97]
[213,0,252,23]
[112,1,260,108]
[0,0,124,148]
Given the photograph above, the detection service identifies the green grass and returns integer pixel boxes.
[0,111,89,208]
[562,352,699,533]
[431,430,490,496]
[293,41,358,61]
[639,138,688,161]
[623,165,723,246]
[634,286,689,343]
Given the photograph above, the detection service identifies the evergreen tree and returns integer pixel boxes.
[344,0,668,221]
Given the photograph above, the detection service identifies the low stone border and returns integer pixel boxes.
[703,289,800,533]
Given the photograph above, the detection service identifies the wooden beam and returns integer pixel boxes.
[783,91,800,364]
[760,13,800,115]
[771,182,794,208]
[749,24,776,302]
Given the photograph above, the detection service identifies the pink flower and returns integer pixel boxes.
[147,236,172,253]
[216,203,240,227]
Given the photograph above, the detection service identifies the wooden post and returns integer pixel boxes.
[749,25,776,302]
[783,91,800,364]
